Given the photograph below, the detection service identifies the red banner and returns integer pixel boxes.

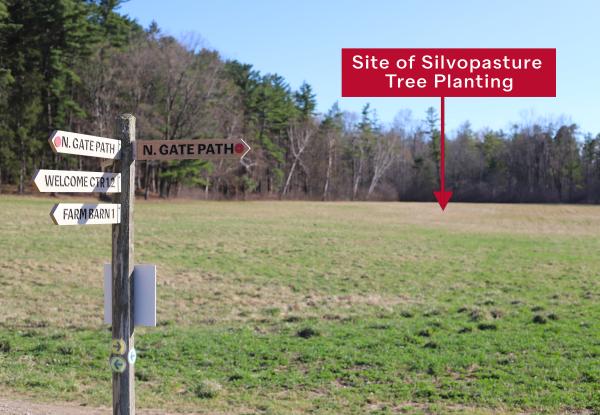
[341,48,556,97]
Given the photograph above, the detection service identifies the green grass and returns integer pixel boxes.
[0,196,599,414]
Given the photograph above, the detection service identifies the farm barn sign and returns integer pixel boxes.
[50,203,121,226]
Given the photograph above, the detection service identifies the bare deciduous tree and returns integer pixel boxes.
[367,131,400,199]
[282,118,317,196]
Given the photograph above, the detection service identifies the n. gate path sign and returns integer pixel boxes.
[136,138,250,161]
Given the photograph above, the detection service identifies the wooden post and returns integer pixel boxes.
[112,114,135,415]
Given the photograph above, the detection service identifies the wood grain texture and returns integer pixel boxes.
[111,114,136,415]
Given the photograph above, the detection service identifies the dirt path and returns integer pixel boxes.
[0,398,107,415]
[0,398,593,415]
[0,398,192,415]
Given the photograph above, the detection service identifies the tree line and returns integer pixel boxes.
[1,0,599,203]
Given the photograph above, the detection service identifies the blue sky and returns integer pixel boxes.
[120,0,599,136]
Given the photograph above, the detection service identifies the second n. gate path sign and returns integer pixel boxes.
[136,139,250,161]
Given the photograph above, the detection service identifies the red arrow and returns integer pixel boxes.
[433,96,452,210]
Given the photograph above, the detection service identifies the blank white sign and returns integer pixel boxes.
[104,264,157,327]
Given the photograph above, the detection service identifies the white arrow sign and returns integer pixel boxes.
[49,130,121,159]
[33,170,120,193]
[50,203,121,226]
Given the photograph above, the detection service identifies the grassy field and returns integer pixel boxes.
[0,196,599,414]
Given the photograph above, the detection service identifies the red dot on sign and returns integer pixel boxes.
[234,143,244,154]
[53,136,62,147]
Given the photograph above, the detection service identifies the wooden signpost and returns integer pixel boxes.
[110,114,136,415]
[34,117,251,415]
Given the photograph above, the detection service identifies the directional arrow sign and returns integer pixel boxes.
[33,170,120,193]
[49,130,121,159]
[136,139,250,161]
[50,203,121,226]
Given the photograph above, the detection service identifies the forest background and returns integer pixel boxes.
[1,0,598,203]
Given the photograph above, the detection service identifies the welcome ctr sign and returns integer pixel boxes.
[33,169,121,193]
[136,138,250,161]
